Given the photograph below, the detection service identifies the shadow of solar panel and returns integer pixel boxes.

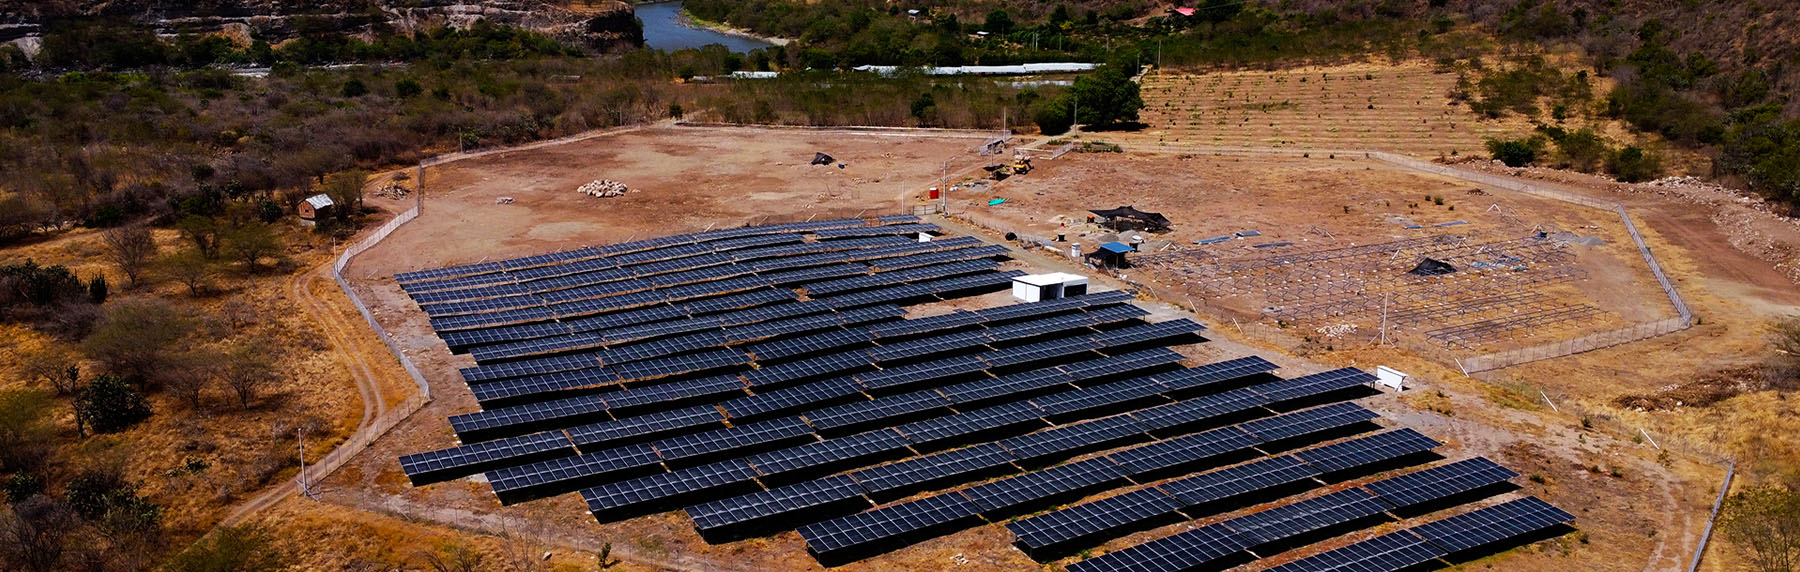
[487,443,662,504]
[400,431,575,485]
[896,401,1044,448]
[744,350,876,387]
[1363,457,1518,510]
[748,328,876,361]
[651,416,815,465]
[1105,426,1262,477]
[1410,496,1574,555]
[1065,522,1250,572]
[1223,487,1394,547]
[797,492,981,558]
[1005,486,1185,554]
[746,428,913,479]
[1253,368,1378,404]
[1239,403,1379,443]
[937,366,1072,405]
[450,394,608,442]
[1263,529,1447,572]
[1150,356,1279,392]
[855,353,991,391]
[804,389,950,432]
[850,443,1015,497]
[686,474,872,537]
[980,337,1103,368]
[461,353,601,384]
[470,367,622,406]
[1292,429,1442,475]
[594,374,746,414]
[721,376,865,419]
[998,414,1148,463]
[583,459,764,520]
[963,457,1127,515]
[1129,388,1272,433]
[1031,376,1168,418]
[567,405,724,450]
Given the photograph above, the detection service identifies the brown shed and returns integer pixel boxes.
[298,194,335,222]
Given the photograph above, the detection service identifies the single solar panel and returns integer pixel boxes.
[1065,522,1250,572]
[850,443,1015,496]
[961,457,1126,514]
[1263,529,1446,572]
[1006,486,1184,551]
[1238,402,1379,442]
[686,474,870,533]
[796,491,980,556]
[566,405,724,450]
[1106,425,1262,477]
[1292,429,1442,474]
[1363,457,1518,509]
[1410,496,1574,554]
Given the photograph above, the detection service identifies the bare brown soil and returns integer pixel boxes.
[306,124,1721,572]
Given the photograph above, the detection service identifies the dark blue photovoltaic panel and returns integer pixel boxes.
[596,374,746,412]
[1263,529,1447,572]
[566,405,725,450]
[685,474,870,533]
[1031,376,1168,417]
[1238,402,1379,442]
[745,428,912,477]
[961,457,1126,514]
[1150,356,1279,391]
[1106,425,1256,476]
[850,443,1015,495]
[1128,388,1271,432]
[1005,486,1185,551]
[797,492,980,556]
[1363,457,1518,509]
[804,389,950,431]
[1291,429,1441,474]
[650,416,814,463]
[399,431,574,484]
[937,366,1071,404]
[1065,522,1250,572]
[721,376,866,419]
[486,443,662,500]
[895,401,1043,446]
[1251,367,1378,403]
[1410,496,1574,554]
[582,459,763,516]
[447,395,608,441]
[997,414,1147,462]
[1223,487,1393,546]
[1156,455,1320,508]
[855,354,990,390]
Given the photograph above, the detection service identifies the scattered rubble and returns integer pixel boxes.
[495,196,514,204]
[578,179,632,197]
[373,182,411,200]
[1315,323,1358,338]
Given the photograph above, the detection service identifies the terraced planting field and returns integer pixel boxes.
[1131,62,1541,157]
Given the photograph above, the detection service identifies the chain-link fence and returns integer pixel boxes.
[306,201,432,489]
[1368,152,1694,372]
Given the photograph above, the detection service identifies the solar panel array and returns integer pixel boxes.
[394,218,1569,569]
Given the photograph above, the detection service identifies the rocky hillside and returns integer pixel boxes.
[0,0,642,52]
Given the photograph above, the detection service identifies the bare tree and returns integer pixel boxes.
[0,496,77,572]
[81,299,193,386]
[418,541,485,572]
[100,224,157,288]
[218,340,276,410]
[17,346,79,395]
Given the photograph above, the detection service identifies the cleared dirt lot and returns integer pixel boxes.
[305,125,1731,572]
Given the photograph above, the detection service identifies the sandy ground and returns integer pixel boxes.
[295,124,1735,572]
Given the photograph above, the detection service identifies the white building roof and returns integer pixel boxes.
[1013,272,1087,286]
[305,194,335,209]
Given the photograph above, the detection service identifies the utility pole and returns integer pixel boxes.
[1379,293,1390,345]
[297,429,319,500]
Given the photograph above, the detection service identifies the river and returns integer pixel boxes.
[636,1,774,54]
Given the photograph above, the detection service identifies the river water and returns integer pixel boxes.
[636,1,774,53]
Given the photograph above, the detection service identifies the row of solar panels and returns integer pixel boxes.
[1010,451,1513,558]
[403,348,1256,488]
[410,229,968,307]
[569,361,1376,526]
[415,234,919,310]
[461,262,1018,362]
[427,240,1012,333]
[459,298,1191,409]
[396,215,921,285]
[1265,496,1575,572]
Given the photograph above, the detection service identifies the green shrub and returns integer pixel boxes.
[75,375,151,433]
[1486,136,1544,167]
[1609,146,1664,182]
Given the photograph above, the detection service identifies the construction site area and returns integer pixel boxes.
[939,149,1676,372]
[279,123,1776,572]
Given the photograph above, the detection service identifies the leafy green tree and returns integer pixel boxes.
[0,389,55,473]
[1552,128,1611,172]
[175,215,222,259]
[340,78,368,98]
[82,299,193,384]
[222,222,283,272]
[395,77,423,98]
[63,469,161,539]
[1719,485,1800,572]
[983,10,1014,35]
[73,376,151,433]
[910,92,937,125]
[1033,97,1074,135]
[1608,146,1663,183]
[1486,136,1544,167]
[1068,65,1144,126]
